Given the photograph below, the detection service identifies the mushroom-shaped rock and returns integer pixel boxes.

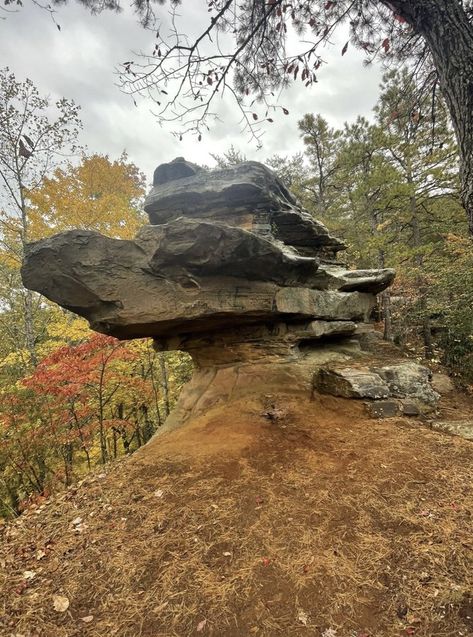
[20,159,407,431]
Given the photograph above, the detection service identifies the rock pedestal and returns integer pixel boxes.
[21,158,438,429]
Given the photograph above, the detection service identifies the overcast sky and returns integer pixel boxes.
[1,1,383,182]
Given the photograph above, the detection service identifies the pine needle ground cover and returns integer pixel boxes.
[1,395,473,637]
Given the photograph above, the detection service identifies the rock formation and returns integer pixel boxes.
[21,157,438,429]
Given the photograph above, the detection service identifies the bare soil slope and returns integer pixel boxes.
[2,395,473,637]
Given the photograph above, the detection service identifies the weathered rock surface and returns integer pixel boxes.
[145,159,347,258]
[22,161,393,342]
[431,372,455,395]
[372,363,439,406]
[315,367,391,400]
[401,401,421,417]
[152,156,201,185]
[431,420,473,441]
[366,400,400,418]
[335,268,395,294]
[141,219,319,285]
[315,361,439,413]
[145,160,297,220]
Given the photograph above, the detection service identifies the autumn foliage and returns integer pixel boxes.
[0,334,191,515]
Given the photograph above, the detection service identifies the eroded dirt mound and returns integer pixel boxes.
[2,395,473,637]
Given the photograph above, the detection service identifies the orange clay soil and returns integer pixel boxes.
[1,394,473,637]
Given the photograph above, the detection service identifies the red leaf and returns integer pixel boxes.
[282,107,289,115]
[207,76,213,85]
[382,37,390,52]
[261,557,271,567]
[252,113,258,120]
[198,134,202,142]
[267,118,274,123]
[341,41,348,56]
[324,1,334,9]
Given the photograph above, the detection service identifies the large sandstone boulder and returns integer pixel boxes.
[315,361,439,413]
[315,367,391,399]
[21,157,436,431]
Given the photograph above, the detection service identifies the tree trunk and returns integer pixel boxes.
[84,447,91,471]
[381,291,393,342]
[18,170,38,367]
[159,353,170,418]
[121,430,131,454]
[419,292,435,359]
[140,404,155,443]
[98,365,108,464]
[63,447,73,486]
[112,429,118,459]
[3,483,20,517]
[409,186,433,359]
[23,289,37,367]
[384,0,473,234]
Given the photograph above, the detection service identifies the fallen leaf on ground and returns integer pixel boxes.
[196,618,207,632]
[23,570,36,580]
[53,595,70,612]
[297,609,309,625]
[81,615,94,623]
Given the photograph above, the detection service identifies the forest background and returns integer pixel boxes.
[0,63,471,519]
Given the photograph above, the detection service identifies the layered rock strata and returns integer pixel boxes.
[21,157,437,429]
